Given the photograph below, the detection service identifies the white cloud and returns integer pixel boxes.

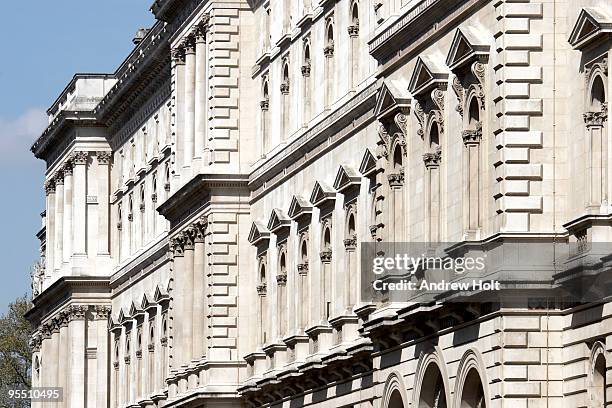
[0,108,47,165]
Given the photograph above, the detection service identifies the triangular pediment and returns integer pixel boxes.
[129,301,142,317]
[267,208,291,232]
[310,181,336,207]
[446,26,490,71]
[334,165,361,192]
[408,55,449,97]
[153,285,170,304]
[140,293,152,311]
[288,195,313,219]
[248,220,270,244]
[569,7,612,50]
[374,79,412,120]
[118,308,130,325]
[359,148,377,176]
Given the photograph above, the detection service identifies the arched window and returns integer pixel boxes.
[459,368,485,408]
[164,163,171,193]
[430,122,440,150]
[260,79,270,156]
[257,260,268,345]
[324,20,335,108]
[591,75,606,112]
[389,390,405,408]
[281,61,291,141]
[467,96,480,130]
[590,345,607,408]
[277,248,288,336]
[321,222,332,319]
[302,42,312,124]
[418,363,447,408]
[393,145,403,172]
[34,356,40,381]
[348,2,360,88]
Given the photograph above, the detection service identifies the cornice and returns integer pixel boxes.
[249,79,378,200]
[47,73,114,117]
[25,276,111,327]
[158,174,250,227]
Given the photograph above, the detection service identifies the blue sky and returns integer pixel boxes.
[0,2,154,314]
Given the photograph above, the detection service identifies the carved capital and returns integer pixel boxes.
[63,161,73,176]
[584,108,608,128]
[92,305,112,320]
[54,170,64,185]
[183,36,196,54]
[320,249,332,263]
[170,236,185,257]
[160,336,168,346]
[260,99,269,110]
[148,343,155,352]
[297,262,309,275]
[344,235,357,250]
[423,149,442,168]
[280,82,290,94]
[347,24,359,37]
[276,273,287,285]
[171,48,185,64]
[301,64,311,77]
[97,151,112,164]
[44,180,56,195]
[151,192,158,203]
[387,171,404,187]
[72,151,88,165]
[183,228,196,250]
[256,284,267,296]
[462,122,482,145]
[69,305,88,320]
[323,43,334,57]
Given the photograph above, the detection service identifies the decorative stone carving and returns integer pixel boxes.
[280,82,290,94]
[260,99,269,110]
[276,273,287,285]
[584,57,608,86]
[171,48,185,64]
[63,160,74,176]
[297,262,309,275]
[54,170,64,185]
[256,284,267,295]
[423,149,442,168]
[387,171,405,187]
[72,151,88,165]
[347,24,359,37]
[584,107,608,127]
[343,235,357,250]
[462,122,483,145]
[323,43,334,57]
[182,35,196,54]
[452,77,465,117]
[92,305,112,320]
[471,61,486,85]
[320,249,332,263]
[44,180,56,195]
[301,63,311,77]
[69,305,88,320]
[97,151,112,164]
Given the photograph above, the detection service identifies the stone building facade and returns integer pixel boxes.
[27,0,612,407]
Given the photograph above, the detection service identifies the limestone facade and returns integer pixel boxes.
[27,0,612,407]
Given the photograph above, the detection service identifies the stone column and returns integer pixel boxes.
[93,306,110,408]
[97,152,111,255]
[44,181,56,280]
[183,36,196,170]
[50,321,60,391]
[182,228,195,363]
[194,25,207,162]
[301,63,311,127]
[297,262,308,331]
[62,162,73,265]
[584,111,608,210]
[424,150,442,242]
[58,312,70,408]
[324,44,334,109]
[171,48,186,175]
[348,25,359,89]
[462,126,482,234]
[72,152,88,257]
[320,249,332,322]
[193,221,206,359]
[69,306,87,407]
[54,172,64,272]
[171,237,185,366]
[40,327,52,408]
[343,232,357,311]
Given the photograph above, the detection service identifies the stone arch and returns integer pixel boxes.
[589,341,608,407]
[427,119,441,151]
[589,72,607,112]
[464,89,482,130]
[453,349,490,408]
[381,371,409,408]
[325,18,334,47]
[413,347,451,408]
[321,218,332,251]
[34,355,41,381]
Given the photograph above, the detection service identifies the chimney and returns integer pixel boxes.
[132,28,150,45]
